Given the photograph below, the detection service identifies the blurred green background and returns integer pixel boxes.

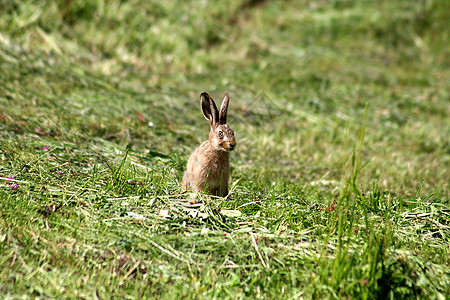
[1,0,448,195]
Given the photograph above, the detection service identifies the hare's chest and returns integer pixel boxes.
[205,158,229,182]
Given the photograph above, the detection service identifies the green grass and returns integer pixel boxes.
[1,0,449,298]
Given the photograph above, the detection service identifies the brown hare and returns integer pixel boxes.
[182,92,237,197]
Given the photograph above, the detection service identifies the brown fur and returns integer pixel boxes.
[182,92,236,197]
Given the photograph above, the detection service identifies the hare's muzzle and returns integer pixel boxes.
[229,142,236,151]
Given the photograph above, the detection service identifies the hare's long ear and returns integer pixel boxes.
[201,92,219,125]
[218,92,229,124]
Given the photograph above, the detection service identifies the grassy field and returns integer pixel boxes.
[1,0,449,298]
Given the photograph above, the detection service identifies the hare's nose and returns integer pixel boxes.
[229,143,236,151]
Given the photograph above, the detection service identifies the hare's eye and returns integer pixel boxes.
[218,131,224,138]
